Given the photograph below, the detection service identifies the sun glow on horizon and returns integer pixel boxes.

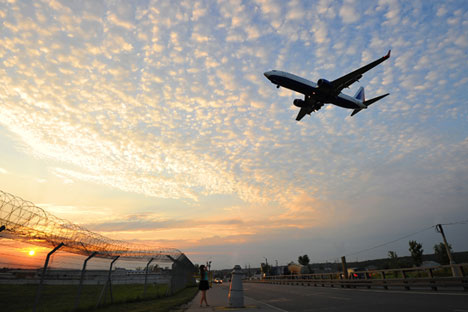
[28,250,35,256]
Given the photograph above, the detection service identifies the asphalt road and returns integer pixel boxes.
[242,283,468,312]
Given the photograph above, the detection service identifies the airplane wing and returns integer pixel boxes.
[331,50,391,94]
[295,99,324,121]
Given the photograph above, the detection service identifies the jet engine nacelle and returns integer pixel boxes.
[317,78,332,89]
[293,99,305,107]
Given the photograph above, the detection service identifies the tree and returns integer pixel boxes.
[298,254,310,266]
[387,251,399,268]
[409,240,424,267]
[434,242,452,265]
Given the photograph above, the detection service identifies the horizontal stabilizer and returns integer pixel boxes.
[364,93,389,106]
[351,93,389,117]
[350,108,362,116]
[296,107,308,121]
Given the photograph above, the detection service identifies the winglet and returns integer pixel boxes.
[385,50,391,59]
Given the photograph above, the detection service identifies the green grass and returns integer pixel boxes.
[95,286,198,312]
[0,283,196,312]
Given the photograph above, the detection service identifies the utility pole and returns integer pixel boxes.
[262,257,268,277]
[341,256,348,279]
[436,224,461,277]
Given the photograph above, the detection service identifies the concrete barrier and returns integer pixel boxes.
[228,265,244,308]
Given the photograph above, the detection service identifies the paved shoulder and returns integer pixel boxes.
[185,284,282,312]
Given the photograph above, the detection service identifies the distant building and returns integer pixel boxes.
[288,262,302,275]
[421,261,440,267]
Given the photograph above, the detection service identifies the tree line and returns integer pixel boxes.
[267,240,458,275]
[387,241,453,269]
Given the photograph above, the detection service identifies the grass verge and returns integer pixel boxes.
[95,286,198,312]
[1,283,197,312]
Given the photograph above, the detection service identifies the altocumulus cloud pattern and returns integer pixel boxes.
[0,190,181,260]
[0,0,467,266]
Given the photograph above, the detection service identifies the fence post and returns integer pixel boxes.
[143,258,154,297]
[427,268,438,291]
[427,268,433,278]
[381,271,388,290]
[74,252,97,311]
[96,256,119,308]
[364,271,371,289]
[401,270,410,290]
[34,242,64,312]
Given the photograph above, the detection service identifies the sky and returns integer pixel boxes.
[0,0,467,270]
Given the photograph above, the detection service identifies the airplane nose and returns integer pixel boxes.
[264,71,271,78]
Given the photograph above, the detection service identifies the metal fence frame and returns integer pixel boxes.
[250,263,468,291]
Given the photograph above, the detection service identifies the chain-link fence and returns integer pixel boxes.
[0,238,195,311]
[0,190,195,311]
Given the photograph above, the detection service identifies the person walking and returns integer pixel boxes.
[199,264,210,307]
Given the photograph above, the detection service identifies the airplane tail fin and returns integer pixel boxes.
[351,93,390,117]
[354,87,365,102]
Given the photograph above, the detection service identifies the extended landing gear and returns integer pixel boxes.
[276,85,280,88]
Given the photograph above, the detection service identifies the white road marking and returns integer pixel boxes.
[305,292,351,300]
[328,287,468,296]
[245,295,289,312]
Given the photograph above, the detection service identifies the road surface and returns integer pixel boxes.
[242,283,468,312]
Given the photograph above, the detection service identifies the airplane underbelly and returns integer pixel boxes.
[332,97,359,109]
[274,76,315,95]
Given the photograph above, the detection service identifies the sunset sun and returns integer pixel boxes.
[28,250,35,256]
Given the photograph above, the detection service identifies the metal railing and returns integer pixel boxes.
[248,263,468,291]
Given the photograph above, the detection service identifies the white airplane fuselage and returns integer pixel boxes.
[264,70,366,109]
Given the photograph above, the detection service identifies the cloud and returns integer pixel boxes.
[286,6,305,21]
[436,6,447,17]
[0,0,467,267]
[339,2,360,24]
[312,22,329,44]
[84,213,246,233]
[376,0,401,25]
[107,13,135,30]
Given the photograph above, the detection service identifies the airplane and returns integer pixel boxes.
[264,50,391,120]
